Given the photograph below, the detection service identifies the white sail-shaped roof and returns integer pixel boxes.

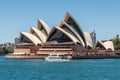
[37,19,50,36]
[96,41,114,51]
[30,27,47,42]
[84,32,93,48]
[56,27,79,43]
[58,21,85,47]
[20,32,41,45]
[47,27,79,43]
[104,41,114,51]
[61,12,87,47]
[96,41,106,49]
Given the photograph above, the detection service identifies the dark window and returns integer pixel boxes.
[67,17,86,44]
[48,29,72,43]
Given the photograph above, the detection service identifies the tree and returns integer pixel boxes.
[0,46,14,55]
[114,34,120,50]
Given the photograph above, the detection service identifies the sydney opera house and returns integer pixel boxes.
[8,12,115,58]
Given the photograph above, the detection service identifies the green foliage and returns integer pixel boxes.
[101,40,107,43]
[6,47,14,53]
[114,45,120,50]
[112,34,120,50]
[0,46,14,55]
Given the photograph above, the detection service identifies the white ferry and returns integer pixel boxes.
[45,54,70,62]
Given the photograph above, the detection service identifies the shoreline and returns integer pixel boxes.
[5,54,120,59]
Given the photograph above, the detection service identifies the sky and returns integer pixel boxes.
[0,0,120,43]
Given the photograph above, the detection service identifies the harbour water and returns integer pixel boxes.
[0,56,120,80]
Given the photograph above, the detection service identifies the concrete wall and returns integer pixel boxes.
[37,50,71,55]
[14,48,30,54]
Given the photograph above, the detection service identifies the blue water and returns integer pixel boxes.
[0,56,120,80]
